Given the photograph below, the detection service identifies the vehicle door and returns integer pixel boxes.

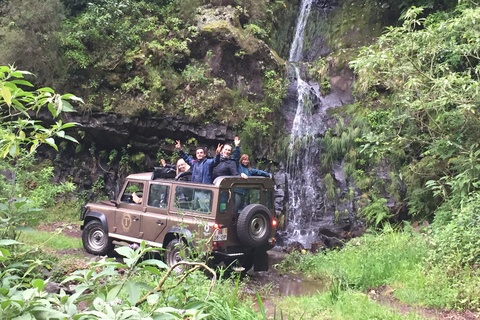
[115,181,144,240]
[169,185,216,242]
[141,183,170,244]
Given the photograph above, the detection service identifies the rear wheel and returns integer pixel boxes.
[82,220,114,255]
[165,239,190,273]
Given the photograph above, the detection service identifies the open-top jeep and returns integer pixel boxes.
[80,172,277,271]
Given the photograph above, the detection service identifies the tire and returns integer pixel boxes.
[237,204,272,247]
[164,239,190,273]
[82,220,114,255]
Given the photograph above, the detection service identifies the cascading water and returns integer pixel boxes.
[284,0,329,248]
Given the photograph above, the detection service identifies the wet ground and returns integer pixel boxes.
[245,250,326,297]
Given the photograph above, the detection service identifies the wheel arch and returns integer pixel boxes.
[82,211,108,233]
[163,227,193,248]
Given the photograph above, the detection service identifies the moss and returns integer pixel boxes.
[302,0,402,59]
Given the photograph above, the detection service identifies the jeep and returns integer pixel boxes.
[80,172,277,272]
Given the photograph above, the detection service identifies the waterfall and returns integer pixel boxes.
[285,0,325,249]
[289,0,313,63]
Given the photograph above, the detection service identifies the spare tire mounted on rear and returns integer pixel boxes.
[237,204,272,247]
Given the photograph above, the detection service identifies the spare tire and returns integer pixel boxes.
[237,204,272,247]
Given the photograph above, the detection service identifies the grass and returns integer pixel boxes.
[274,290,426,320]
[279,225,428,290]
[42,200,82,224]
[278,224,480,311]
[18,229,82,251]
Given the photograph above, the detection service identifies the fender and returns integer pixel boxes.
[163,227,194,248]
[166,226,193,239]
[82,211,108,233]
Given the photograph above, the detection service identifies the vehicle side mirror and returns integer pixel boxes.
[109,191,118,204]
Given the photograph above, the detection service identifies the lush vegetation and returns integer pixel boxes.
[274,2,480,317]
[0,0,287,142]
[0,66,275,319]
[3,0,480,318]
[278,223,480,317]
[318,2,480,227]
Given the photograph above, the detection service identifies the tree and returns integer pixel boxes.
[0,65,83,240]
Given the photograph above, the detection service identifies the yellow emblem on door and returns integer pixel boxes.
[122,212,132,231]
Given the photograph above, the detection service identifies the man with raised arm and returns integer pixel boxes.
[175,140,221,184]
[212,143,239,181]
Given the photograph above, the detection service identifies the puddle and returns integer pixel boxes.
[246,250,326,297]
[278,277,326,297]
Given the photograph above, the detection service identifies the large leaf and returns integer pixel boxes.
[45,137,58,151]
[60,99,76,112]
[36,87,55,93]
[63,135,79,144]
[11,80,34,87]
[1,85,12,106]
[0,239,22,246]
[124,281,142,305]
[138,259,168,269]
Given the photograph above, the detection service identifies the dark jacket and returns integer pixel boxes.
[212,154,239,181]
[179,150,214,184]
[233,146,270,177]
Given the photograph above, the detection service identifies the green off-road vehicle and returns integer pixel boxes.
[80,171,277,272]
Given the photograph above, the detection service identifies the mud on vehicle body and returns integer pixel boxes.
[80,173,277,272]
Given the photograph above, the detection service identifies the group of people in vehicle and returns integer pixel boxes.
[163,137,271,184]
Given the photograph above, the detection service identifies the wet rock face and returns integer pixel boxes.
[191,6,285,102]
[62,112,235,153]
[36,110,236,198]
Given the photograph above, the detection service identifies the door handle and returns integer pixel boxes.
[132,217,139,222]
[157,221,164,225]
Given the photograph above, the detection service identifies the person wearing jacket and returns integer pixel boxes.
[212,143,239,181]
[233,137,271,179]
[232,137,271,213]
[175,140,221,184]
[159,158,192,181]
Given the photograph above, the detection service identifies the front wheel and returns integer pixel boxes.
[82,220,114,255]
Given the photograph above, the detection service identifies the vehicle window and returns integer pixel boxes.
[148,184,169,208]
[219,191,228,213]
[266,190,274,211]
[174,186,213,214]
[120,182,144,204]
[234,187,261,213]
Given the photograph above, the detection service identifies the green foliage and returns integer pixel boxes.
[0,242,214,319]
[360,197,392,227]
[279,225,427,290]
[0,65,81,244]
[429,191,480,266]
[334,5,480,220]
[0,0,66,87]
[323,173,335,200]
[0,198,41,240]
[0,66,81,158]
